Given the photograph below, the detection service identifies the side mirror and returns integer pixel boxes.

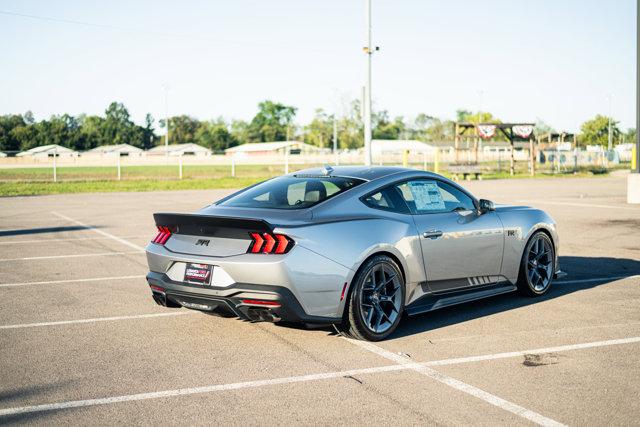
[478,199,495,214]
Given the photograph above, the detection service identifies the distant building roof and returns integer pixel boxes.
[147,143,211,155]
[17,144,78,156]
[371,139,435,154]
[225,141,321,153]
[85,144,143,155]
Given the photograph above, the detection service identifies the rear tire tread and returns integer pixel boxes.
[337,255,404,341]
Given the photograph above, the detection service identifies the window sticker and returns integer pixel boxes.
[407,181,445,212]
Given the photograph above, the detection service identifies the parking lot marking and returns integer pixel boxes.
[0,236,142,245]
[556,275,640,285]
[0,312,192,330]
[51,211,146,252]
[424,336,640,366]
[0,275,146,288]
[345,338,566,427]
[0,336,637,418]
[0,251,143,262]
[0,364,410,417]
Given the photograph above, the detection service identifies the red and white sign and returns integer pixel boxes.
[513,125,534,139]
[477,125,496,139]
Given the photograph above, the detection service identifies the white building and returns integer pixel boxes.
[84,144,144,157]
[225,141,324,158]
[0,152,6,158]
[17,144,78,158]
[147,143,212,157]
[370,139,436,156]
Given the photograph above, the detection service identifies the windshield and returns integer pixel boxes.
[219,176,365,209]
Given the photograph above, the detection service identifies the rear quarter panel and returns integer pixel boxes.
[495,206,559,283]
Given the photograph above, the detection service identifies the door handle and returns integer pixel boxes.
[422,230,443,239]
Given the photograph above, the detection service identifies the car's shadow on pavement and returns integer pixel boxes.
[276,255,640,340]
[389,255,640,340]
[0,225,93,237]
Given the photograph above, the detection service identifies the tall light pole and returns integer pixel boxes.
[629,0,640,203]
[363,0,376,166]
[607,93,613,151]
[637,0,640,174]
[162,84,170,158]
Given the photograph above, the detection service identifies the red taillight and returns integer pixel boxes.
[263,233,276,253]
[152,226,172,245]
[241,299,281,308]
[150,285,165,293]
[249,232,264,253]
[248,232,293,254]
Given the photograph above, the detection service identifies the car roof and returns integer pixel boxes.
[292,165,440,182]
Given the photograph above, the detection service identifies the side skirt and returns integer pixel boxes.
[405,282,517,316]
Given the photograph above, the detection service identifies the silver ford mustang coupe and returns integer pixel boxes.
[146,166,562,341]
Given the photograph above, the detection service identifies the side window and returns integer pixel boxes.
[395,179,475,214]
[362,186,410,213]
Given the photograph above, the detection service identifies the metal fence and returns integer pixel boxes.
[0,148,633,183]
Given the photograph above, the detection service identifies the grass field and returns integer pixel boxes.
[0,163,620,197]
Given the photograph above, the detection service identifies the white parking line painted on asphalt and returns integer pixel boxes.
[0,312,193,330]
[0,236,142,245]
[0,251,143,262]
[0,275,146,288]
[515,200,639,211]
[556,275,640,285]
[51,212,146,252]
[1,336,637,418]
[345,338,566,427]
[425,336,640,366]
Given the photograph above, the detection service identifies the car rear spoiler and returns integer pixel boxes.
[153,213,272,239]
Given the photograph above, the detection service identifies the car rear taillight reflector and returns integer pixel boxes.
[248,232,293,254]
[241,299,282,308]
[152,226,172,245]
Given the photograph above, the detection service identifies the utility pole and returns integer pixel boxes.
[629,0,640,203]
[363,0,377,166]
[162,84,170,159]
[607,93,613,151]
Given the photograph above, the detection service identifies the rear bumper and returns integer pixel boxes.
[146,271,341,324]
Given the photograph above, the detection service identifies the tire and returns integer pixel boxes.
[517,231,555,297]
[338,255,405,341]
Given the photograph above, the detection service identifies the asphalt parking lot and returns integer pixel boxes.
[1,173,639,426]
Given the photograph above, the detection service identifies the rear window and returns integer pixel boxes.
[219,176,365,209]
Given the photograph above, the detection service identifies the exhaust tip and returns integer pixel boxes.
[246,308,281,323]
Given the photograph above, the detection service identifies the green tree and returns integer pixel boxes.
[102,102,143,147]
[196,118,239,152]
[373,110,406,139]
[230,119,250,144]
[77,115,105,150]
[304,109,333,147]
[624,128,636,145]
[247,100,297,142]
[141,113,158,149]
[409,114,453,142]
[160,115,200,145]
[0,114,27,152]
[579,115,620,147]
[336,99,363,149]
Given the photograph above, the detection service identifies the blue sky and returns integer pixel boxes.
[0,0,636,132]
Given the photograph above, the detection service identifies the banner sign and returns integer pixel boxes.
[513,125,534,139]
[477,125,496,139]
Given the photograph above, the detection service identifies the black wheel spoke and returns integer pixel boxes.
[525,236,554,292]
[359,262,403,334]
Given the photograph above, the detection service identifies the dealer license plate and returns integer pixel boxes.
[184,263,213,286]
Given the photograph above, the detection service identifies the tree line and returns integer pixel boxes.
[0,100,633,153]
